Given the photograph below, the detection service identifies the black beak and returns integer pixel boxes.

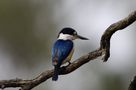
[76,35,89,40]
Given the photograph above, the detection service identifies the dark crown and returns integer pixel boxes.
[59,27,77,35]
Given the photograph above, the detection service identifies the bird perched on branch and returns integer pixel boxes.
[52,27,89,81]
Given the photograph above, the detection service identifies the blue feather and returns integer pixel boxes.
[52,65,59,81]
[52,40,73,81]
[52,40,73,66]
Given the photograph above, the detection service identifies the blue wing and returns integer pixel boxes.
[52,40,73,67]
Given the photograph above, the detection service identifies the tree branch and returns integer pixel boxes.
[0,11,136,90]
[128,76,136,90]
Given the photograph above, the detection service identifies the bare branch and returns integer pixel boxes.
[0,11,136,90]
[100,11,136,61]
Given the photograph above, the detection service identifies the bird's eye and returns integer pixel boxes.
[73,31,77,35]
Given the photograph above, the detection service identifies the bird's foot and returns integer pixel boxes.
[68,61,71,66]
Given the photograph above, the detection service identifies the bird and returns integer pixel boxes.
[51,27,89,81]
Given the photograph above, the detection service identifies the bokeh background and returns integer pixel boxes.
[0,0,136,90]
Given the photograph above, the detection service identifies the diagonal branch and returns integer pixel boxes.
[0,11,136,90]
[100,11,136,61]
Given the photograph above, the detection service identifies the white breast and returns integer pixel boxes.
[58,33,74,40]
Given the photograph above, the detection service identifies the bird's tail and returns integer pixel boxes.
[52,66,59,81]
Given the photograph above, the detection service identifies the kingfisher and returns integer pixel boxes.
[52,27,89,81]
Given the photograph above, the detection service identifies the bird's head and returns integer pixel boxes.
[58,27,89,40]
